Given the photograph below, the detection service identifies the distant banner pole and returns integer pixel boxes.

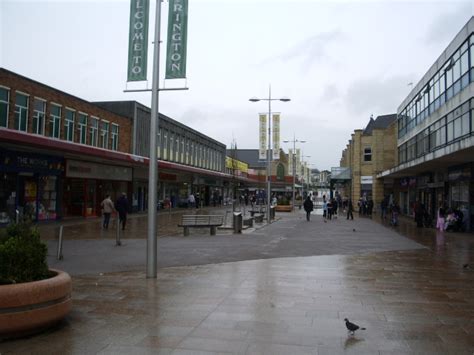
[165,0,188,79]
[272,113,280,160]
[127,0,150,81]
[259,114,267,160]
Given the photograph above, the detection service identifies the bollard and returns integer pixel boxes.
[57,225,64,260]
[116,217,121,246]
[15,209,20,224]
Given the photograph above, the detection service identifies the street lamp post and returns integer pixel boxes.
[301,155,311,198]
[250,86,290,224]
[283,135,305,211]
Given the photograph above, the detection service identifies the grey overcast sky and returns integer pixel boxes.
[1,0,473,170]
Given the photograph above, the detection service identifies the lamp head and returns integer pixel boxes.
[249,97,260,102]
[300,140,306,143]
[283,140,289,143]
[280,97,291,102]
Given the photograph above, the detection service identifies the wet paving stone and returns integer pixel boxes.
[1,211,474,353]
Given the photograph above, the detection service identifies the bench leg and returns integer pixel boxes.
[184,226,189,236]
[210,226,216,235]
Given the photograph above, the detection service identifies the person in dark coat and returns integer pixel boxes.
[115,192,129,230]
[347,199,354,220]
[303,195,314,221]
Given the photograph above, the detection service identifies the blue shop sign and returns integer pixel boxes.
[0,150,64,175]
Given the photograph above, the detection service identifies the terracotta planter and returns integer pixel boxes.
[275,205,293,212]
[0,269,72,338]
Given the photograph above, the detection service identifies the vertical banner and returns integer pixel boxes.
[127,0,150,81]
[296,149,301,177]
[272,113,280,160]
[259,114,267,160]
[166,0,188,79]
[288,148,293,176]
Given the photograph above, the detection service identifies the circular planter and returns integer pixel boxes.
[0,269,72,338]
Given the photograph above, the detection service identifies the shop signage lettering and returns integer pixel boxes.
[66,160,132,181]
[17,156,48,169]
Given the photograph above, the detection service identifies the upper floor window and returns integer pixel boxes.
[89,117,99,147]
[111,124,119,151]
[32,98,46,135]
[64,108,75,142]
[49,104,61,139]
[14,92,28,132]
[77,113,87,144]
[363,147,372,162]
[100,121,109,149]
[0,87,9,128]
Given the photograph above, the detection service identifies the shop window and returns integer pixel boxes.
[0,87,10,128]
[111,123,119,151]
[65,109,75,142]
[38,176,57,220]
[33,98,46,135]
[14,92,28,132]
[0,174,16,224]
[89,117,99,146]
[49,104,61,139]
[78,113,87,144]
[363,147,372,162]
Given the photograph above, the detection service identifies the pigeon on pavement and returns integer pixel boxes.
[344,318,366,335]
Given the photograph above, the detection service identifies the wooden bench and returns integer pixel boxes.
[249,209,265,217]
[243,217,254,227]
[178,215,224,236]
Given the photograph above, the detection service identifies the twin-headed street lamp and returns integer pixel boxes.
[249,86,290,224]
[283,136,306,211]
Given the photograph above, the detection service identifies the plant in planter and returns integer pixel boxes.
[0,222,72,338]
[0,223,50,285]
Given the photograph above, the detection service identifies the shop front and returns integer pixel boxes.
[0,149,64,223]
[447,164,472,231]
[64,160,132,218]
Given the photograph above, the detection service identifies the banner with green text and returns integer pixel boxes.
[272,113,280,160]
[127,0,150,81]
[166,0,188,79]
[259,114,267,160]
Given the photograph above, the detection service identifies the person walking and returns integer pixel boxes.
[322,197,328,222]
[346,199,354,220]
[115,192,129,231]
[303,195,314,221]
[188,193,195,208]
[101,195,115,229]
[437,204,446,232]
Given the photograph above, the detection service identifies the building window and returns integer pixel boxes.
[163,131,168,160]
[89,117,99,146]
[64,109,75,142]
[32,98,46,135]
[0,87,10,128]
[100,121,109,149]
[49,104,61,138]
[363,147,372,162]
[77,113,87,144]
[157,129,161,158]
[14,92,28,132]
[111,123,119,151]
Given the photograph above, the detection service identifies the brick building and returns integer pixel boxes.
[0,68,137,222]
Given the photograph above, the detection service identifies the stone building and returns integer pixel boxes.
[339,114,398,208]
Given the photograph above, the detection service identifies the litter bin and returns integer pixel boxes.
[233,212,242,233]
[270,206,275,220]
